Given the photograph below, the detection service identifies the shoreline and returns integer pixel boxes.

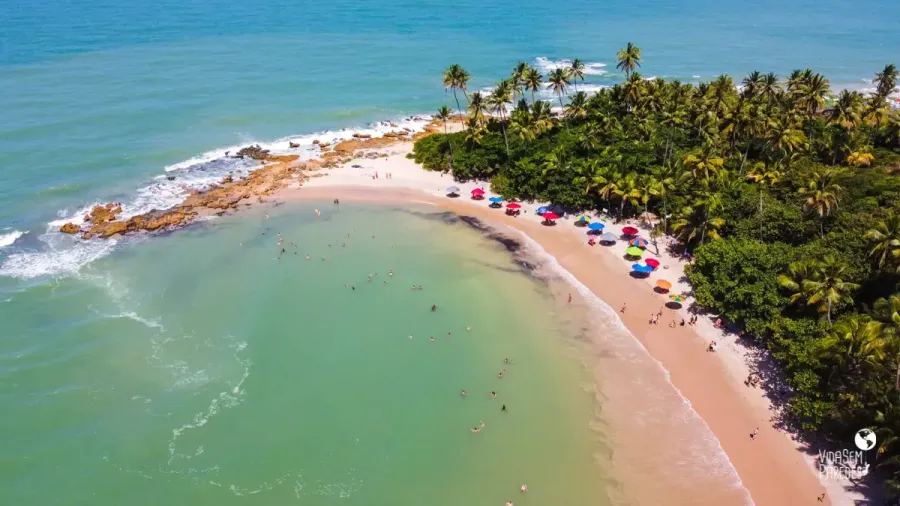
[271,143,842,505]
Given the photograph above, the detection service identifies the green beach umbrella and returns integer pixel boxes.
[625,246,644,257]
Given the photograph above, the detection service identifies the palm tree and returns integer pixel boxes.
[616,42,642,78]
[565,91,588,120]
[671,185,725,247]
[875,64,899,99]
[463,116,483,145]
[442,64,470,126]
[682,148,724,181]
[531,100,554,134]
[779,255,859,323]
[799,168,843,237]
[766,118,807,165]
[829,90,865,129]
[487,80,514,161]
[874,295,900,391]
[569,58,586,92]
[746,163,782,240]
[435,105,454,172]
[511,62,529,99]
[817,314,886,380]
[650,164,678,233]
[548,68,570,112]
[523,67,543,104]
[741,71,763,102]
[466,91,487,125]
[802,72,831,116]
[866,212,900,272]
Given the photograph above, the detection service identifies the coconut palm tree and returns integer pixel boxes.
[866,212,900,272]
[531,100,554,135]
[741,71,763,102]
[799,168,843,237]
[435,105,454,171]
[875,64,899,99]
[487,80,514,161]
[463,116,483,145]
[511,62,529,99]
[523,67,543,104]
[682,148,724,181]
[802,72,831,116]
[466,91,487,125]
[569,58,586,92]
[671,185,725,247]
[817,314,886,380]
[766,118,807,165]
[442,64,470,125]
[548,68,570,112]
[649,164,678,232]
[874,295,900,390]
[779,255,859,323]
[565,91,588,120]
[616,42,642,78]
[746,163,783,240]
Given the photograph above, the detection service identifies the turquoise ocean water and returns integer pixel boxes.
[1,1,898,503]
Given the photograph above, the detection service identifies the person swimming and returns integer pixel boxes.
[460,389,467,397]
[466,325,472,331]
[501,404,507,412]
[490,391,496,398]
[429,336,435,342]
[498,369,506,378]
[431,305,437,312]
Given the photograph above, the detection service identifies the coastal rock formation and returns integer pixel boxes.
[59,223,81,234]
[235,144,271,160]
[84,203,122,225]
[70,118,447,241]
[289,142,300,148]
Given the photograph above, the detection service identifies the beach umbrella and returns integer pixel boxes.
[489,196,504,203]
[669,294,685,303]
[631,263,653,274]
[576,215,591,223]
[621,226,639,236]
[542,212,560,221]
[600,232,617,243]
[588,222,605,231]
[645,258,660,269]
[629,237,649,248]
[471,188,485,195]
[536,206,548,215]
[446,186,460,193]
[656,279,672,290]
[506,202,521,209]
[625,246,644,257]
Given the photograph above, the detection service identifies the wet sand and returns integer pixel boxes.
[279,185,829,506]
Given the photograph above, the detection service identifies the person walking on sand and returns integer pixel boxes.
[750,427,759,440]
[568,293,572,303]
[620,303,627,313]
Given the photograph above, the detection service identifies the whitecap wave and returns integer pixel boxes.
[535,56,607,76]
[2,116,434,280]
[0,230,26,248]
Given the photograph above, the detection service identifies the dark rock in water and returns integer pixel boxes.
[166,175,176,181]
[289,142,300,148]
[236,144,271,160]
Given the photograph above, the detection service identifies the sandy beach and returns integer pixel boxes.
[269,139,848,506]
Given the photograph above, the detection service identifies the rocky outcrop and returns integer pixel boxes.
[60,223,81,234]
[221,175,233,184]
[84,203,122,225]
[82,208,198,239]
[235,144,270,160]
[352,133,372,139]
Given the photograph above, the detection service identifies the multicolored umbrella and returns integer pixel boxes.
[588,222,605,231]
[621,226,639,236]
[542,212,560,220]
[489,196,504,203]
[471,188,485,195]
[669,294,686,303]
[625,246,644,257]
[576,215,591,223]
[645,258,660,269]
[506,202,521,209]
[629,237,649,248]
[656,279,672,290]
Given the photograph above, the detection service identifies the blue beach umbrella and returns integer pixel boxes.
[489,196,504,203]
[631,263,653,274]
[588,222,605,231]
[536,206,548,215]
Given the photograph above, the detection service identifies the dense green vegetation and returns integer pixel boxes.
[422,47,900,495]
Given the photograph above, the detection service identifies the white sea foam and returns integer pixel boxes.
[0,230,26,248]
[535,56,607,75]
[511,227,755,505]
[2,116,433,281]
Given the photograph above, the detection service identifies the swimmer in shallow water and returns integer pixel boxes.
[466,325,472,331]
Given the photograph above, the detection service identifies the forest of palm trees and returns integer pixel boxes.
[418,44,900,496]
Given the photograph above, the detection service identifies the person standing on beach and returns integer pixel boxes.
[567,293,572,303]
[620,303,627,313]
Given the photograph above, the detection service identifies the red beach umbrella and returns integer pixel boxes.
[506,202,522,209]
[542,212,559,220]
[645,258,660,269]
[621,226,639,236]
[471,188,485,195]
